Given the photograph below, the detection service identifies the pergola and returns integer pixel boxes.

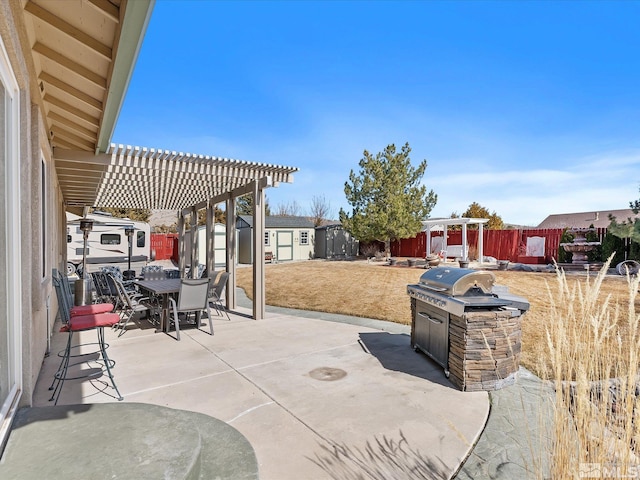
[422,217,489,263]
[20,0,298,320]
[54,144,298,320]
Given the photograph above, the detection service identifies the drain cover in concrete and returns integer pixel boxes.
[309,367,347,381]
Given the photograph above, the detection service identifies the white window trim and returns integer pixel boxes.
[0,35,23,450]
[300,230,309,245]
[264,230,270,246]
[41,155,47,280]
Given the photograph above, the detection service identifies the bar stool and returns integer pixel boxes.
[49,270,123,405]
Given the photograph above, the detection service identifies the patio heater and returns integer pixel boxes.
[123,226,135,280]
[74,218,94,306]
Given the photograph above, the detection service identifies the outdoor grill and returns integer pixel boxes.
[407,267,529,391]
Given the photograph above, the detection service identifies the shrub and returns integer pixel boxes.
[360,242,380,259]
[586,225,603,262]
[557,228,574,263]
[601,232,626,266]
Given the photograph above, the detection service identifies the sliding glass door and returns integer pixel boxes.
[0,36,22,451]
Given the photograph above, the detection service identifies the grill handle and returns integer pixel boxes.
[419,284,448,292]
[418,312,443,324]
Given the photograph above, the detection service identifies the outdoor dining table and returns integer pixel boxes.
[135,278,182,334]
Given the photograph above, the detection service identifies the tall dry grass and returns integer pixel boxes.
[540,258,640,477]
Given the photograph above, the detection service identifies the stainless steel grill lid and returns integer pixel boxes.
[418,267,495,296]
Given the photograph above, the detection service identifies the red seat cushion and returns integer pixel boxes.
[68,312,120,331]
[70,303,114,316]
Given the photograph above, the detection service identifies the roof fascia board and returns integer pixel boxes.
[96,0,154,154]
[53,148,111,165]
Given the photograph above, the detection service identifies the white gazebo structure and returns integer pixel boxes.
[422,217,489,263]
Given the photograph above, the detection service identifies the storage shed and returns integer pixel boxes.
[183,223,228,269]
[237,215,315,263]
[315,224,359,259]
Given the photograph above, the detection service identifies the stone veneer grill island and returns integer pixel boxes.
[407,267,529,391]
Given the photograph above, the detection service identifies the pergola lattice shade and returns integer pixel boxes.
[55,144,297,210]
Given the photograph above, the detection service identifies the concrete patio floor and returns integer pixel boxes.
[22,303,489,479]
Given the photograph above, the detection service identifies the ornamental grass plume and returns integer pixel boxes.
[541,255,640,478]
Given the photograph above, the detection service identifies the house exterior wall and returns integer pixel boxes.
[0,2,64,420]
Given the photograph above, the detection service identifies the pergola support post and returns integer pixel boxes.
[462,225,468,261]
[206,203,215,276]
[190,206,198,278]
[177,214,186,276]
[226,196,236,310]
[478,223,484,263]
[252,181,266,320]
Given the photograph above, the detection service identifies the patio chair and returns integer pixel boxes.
[183,263,206,279]
[208,271,230,321]
[50,270,122,405]
[53,269,114,316]
[91,271,117,306]
[168,278,212,341]
[112,276,150,336]
[164,269,180,279]
[141,264,164,280]
[100,265,137,292]
[196,264,206,279]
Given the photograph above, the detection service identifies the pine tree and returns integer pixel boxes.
[237,194,271,216]
[461,202,504,229]
[339,143,437,254]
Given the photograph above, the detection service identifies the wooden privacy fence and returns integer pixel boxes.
[391,228,608,264]
[150,233,179,261]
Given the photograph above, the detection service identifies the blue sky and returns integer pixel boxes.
[113,0,640,226]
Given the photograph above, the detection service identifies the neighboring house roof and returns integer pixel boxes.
[237,215,315,229]
[537,209,640,229]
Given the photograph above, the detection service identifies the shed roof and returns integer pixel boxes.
[315,223,344,230]
[537,209,639,229]
[237,215,315,229]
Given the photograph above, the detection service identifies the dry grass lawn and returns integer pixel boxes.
[236,259,636,375]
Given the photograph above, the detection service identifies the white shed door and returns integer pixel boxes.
[276,231,293,261]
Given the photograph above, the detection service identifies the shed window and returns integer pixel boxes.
[264,231,270,246]
[300,231,309,245]
[101,234,121,245]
